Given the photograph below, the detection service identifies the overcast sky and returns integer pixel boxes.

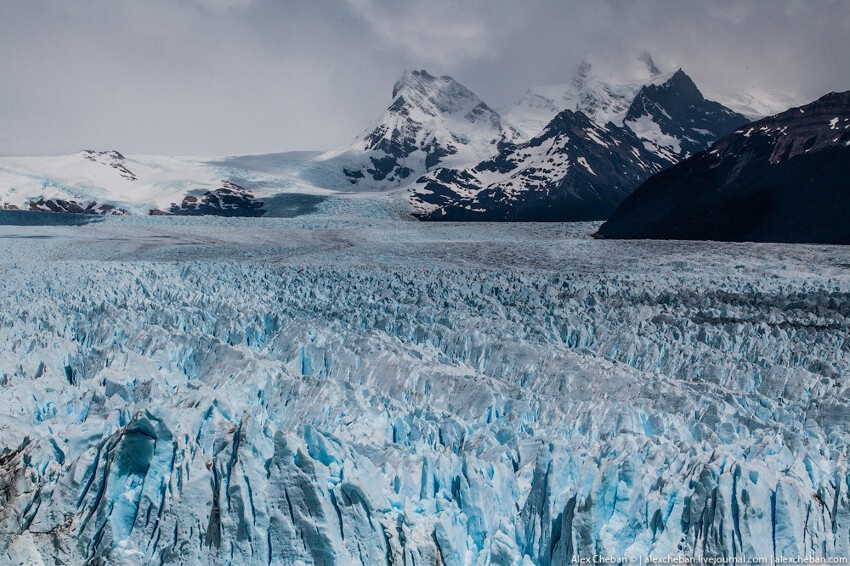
[1,0,848,156]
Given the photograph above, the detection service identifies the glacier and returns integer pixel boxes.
[0,212,848,565]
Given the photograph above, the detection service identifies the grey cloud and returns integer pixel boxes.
[0,0,847,156]
[188,0,255,13]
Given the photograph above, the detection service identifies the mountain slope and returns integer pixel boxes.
[411,109,668,220]
[318,70,516,188]
[596,91,850,243]
[0,151,187,215]
[706,87,799,121]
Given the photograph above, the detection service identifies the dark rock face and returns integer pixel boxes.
[412,69,749,221]
[160,181,266,217]
[623,70,750,159]
[28,199,128,215]
[411,110,668,221]
[596,91,850,244]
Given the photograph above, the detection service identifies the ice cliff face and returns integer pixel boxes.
[0,219,848,565]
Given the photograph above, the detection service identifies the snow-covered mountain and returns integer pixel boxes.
[412,63,749,221]
[0,61,784,223]
[597,90,850,243]
[0,151,226,215]
[318,70,517,188]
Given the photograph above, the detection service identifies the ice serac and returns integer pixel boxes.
[623,69,749,161]
[0,219,848,564]
[318,70,517,188]
[410,109,668,221]
[597,90,850,243]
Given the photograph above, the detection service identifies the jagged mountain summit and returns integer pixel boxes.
[502,56,748,159]
[412,66,749,221]
[624,69,750,161]
[318,70,517,188]
[597,90,850,243]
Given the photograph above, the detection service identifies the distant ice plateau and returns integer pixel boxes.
[0,213,848,565]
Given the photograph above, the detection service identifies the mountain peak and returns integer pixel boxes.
[667,69,699,95]
[392,69,439,99]
[388,70,486,117]
[570,59,594,90]
[79,149,137,181]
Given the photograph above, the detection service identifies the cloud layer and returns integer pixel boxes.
[0,0,847,155]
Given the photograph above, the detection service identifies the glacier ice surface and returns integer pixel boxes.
[0,213,848,565]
